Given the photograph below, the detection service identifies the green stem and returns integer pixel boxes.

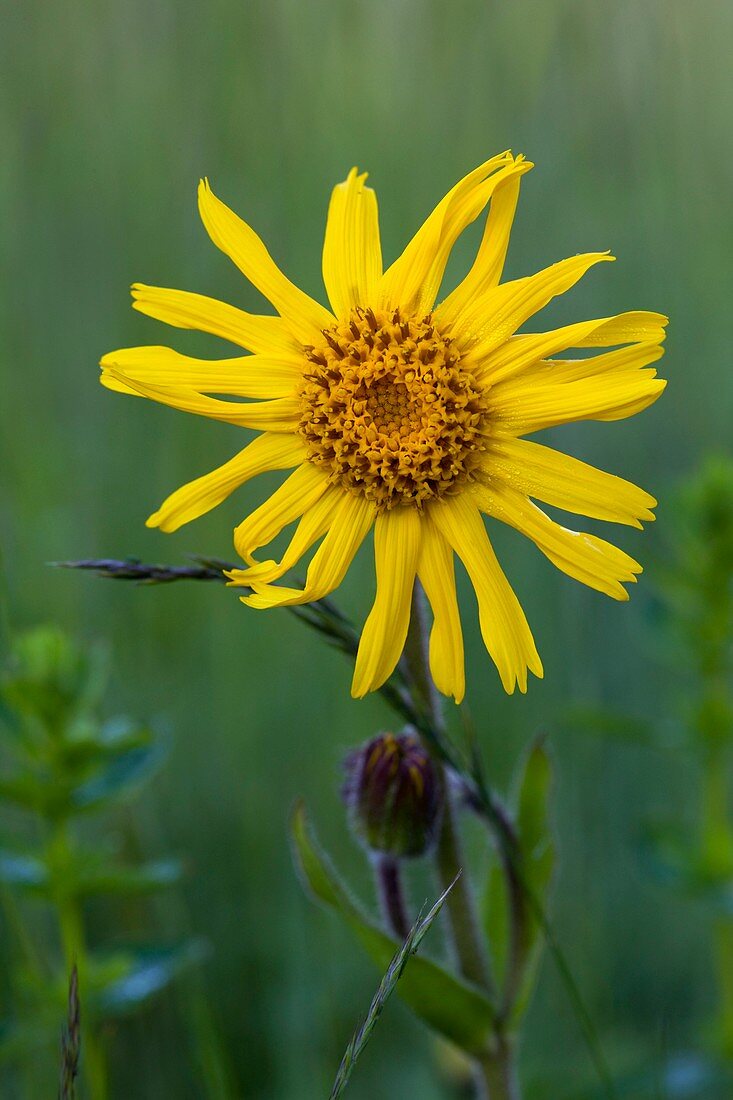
[476,1037,520,1100]
[404,583,492,994]
[434,791,492,991]
[404,583,519,1099]
[48,821,108,1100]
[0,887,48,1098]
[374,854,411,941]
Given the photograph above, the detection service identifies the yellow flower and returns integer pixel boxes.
[101,152,667,703]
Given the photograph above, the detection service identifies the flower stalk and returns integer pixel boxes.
[374,855,411,942]
[404,582,520,1099]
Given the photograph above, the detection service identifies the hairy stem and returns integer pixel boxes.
[404,583,521,1098]
[476,1037,520,1100]
[374,855,411,941]
[403,583,492,993]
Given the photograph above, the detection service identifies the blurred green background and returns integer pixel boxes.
[1,0,732,1096]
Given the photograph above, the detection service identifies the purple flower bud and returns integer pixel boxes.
[343,732,442,858]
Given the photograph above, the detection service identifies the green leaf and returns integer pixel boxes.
[0,851,47,889]
[75,859,183,897]
[510,739,550,1020]
[517,738,552,857]
[49,716,155,774]
[291,800,496,1056]
[19,942,206,1021]
[71,737,166,810]
[0,727,164,820]
[482,739,555,1025]
[330,878,457,1099]
[512,740,555,1022]
[0,626,109,734]
[95,941,208,1016]
[483,861,510,983]
[0,775,44,812]
[97,716,156,753]
[0,837,182,900]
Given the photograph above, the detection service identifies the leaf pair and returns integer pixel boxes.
[291,800,497,1057]
[0,849,182,898]
[0,941,206,1066]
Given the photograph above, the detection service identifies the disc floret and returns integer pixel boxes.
[298,307,487,509]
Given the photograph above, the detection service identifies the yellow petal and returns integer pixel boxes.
[322,168,382,318]
[482,436,657,528]
[131,284,299,357]
[351,507,422,697]
[228,486,341,586]
[101,346,303,399]
[103,369,300,431]
[473,311,668,385]
[198,179,333,344]
[513,341,665,388]
[437,158,533,327]
[430,494,542,694]
[488,368,666,434]
[378,152,518,317]
[477,483,641,599]
[241,493,375,609]
[417,521,465,703]
[233,463,329,562]
[443,253,614,360]
[573,311,670,348]
[147,433,306,533]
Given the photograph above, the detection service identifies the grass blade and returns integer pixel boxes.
[329,875,459,1100]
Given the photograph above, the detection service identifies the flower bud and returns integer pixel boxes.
[343,731,442,858]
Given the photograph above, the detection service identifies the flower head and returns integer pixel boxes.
[343,732,442,858]
[101,153,667,701]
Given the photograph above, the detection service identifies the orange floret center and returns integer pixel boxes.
[298,308,487,508]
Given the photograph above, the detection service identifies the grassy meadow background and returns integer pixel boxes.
[1,1,732,1096]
